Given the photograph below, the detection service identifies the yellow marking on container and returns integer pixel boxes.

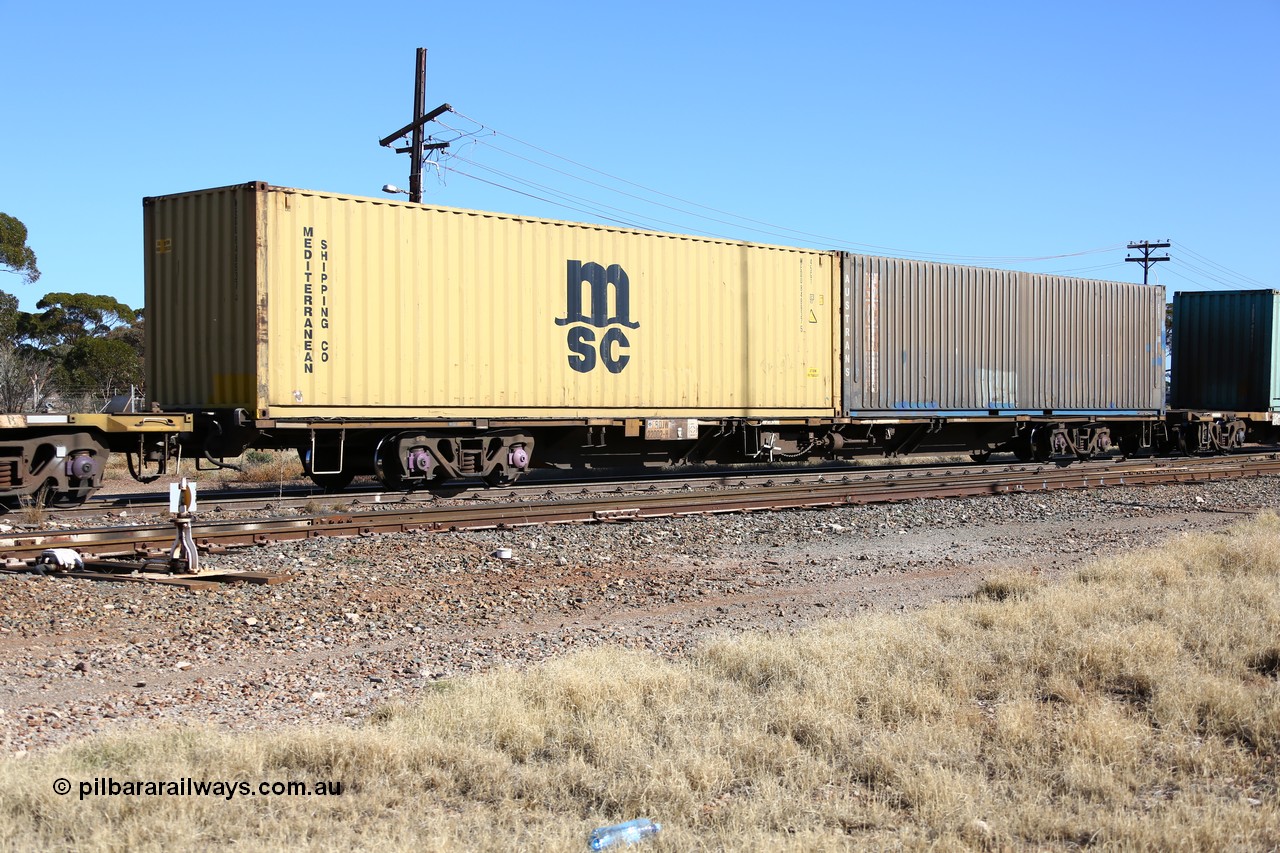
[807,367,820,378]
[212,373,256,406]
[155,238,172,254]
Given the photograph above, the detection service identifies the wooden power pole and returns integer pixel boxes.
[379,48,452,203]
[1126,240,1171,285]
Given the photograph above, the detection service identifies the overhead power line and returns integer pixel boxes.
[1177,244,1273,290]
[1035,261,1130,276]
[1169,258,1259,291]
[438,109,1126,265]
[417,109,1270,290]
[444,154,721,236]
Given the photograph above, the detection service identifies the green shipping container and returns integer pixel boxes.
[1171,289,1280,415]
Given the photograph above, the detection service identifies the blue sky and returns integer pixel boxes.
[2,0,1275,312]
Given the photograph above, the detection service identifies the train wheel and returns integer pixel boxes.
[969,449,992,463]
[483,466,515,487]
[375,466,405,491]
[50,490,89,508]
[22,479,84,509]
[27,479,56,508]
[309,471,355,493]
[373,435,421,491]
[1017,428,1052,463]
[1174,427,1190,456]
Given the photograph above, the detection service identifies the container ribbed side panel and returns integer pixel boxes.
[1022,274,1165,411]
[144,183,261,410]
[1171,290,1280,412]
[842,255,1163,415]
[146,183,838,418]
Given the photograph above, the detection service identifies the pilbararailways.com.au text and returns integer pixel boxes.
[54,777,344,801]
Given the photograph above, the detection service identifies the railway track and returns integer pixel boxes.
[35,449,1280,520]
[47,459,997,520]
[4,453,1278,566]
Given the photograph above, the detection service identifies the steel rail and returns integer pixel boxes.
[61,459,1008,518]
[46,449,1280,522]
[4,455,1279,563]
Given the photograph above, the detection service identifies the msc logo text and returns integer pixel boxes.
[556,260,639,374]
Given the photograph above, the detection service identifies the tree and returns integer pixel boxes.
[0,289,46,411]
[0,213,40,284]
[60,336,143,401]
[18,292,139,351]
[11,292,144,411]
[0,345,57,412]
[0,290,19,345]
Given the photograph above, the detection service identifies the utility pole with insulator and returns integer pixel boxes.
[1125,240,1171,285]
[379,47,452,204]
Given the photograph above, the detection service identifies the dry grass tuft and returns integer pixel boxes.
[973,570,1041,602]
[13,493,48,526]
[1247,647,1280,679]
[301,499,330,516]
[103,452,133,479]
[3,514,1280,850]
[97,449,306,490]
[233,450,304,484]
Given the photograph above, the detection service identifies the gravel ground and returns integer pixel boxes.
[2,474,1277,753]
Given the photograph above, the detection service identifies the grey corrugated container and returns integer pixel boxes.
[1170,289,1280,413]
[841,255,1166,415]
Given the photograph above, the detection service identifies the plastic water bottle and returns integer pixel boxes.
[588,818,661,850]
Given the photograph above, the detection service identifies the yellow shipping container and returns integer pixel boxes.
[145,183,838,420]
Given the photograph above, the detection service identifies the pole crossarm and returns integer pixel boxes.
[394,141,450,154]
[379,102,453,148]
[1126,240,1171,286]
